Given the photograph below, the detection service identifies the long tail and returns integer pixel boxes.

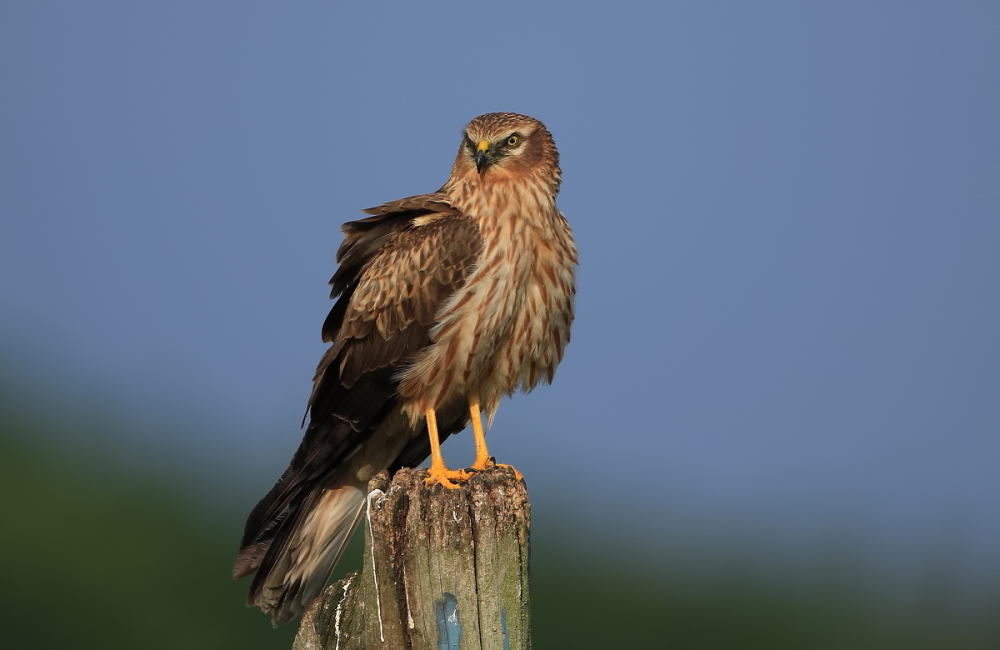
[234,478,367,626]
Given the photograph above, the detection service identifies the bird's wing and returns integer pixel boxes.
[237,195,481,560]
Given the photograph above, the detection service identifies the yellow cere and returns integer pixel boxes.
[477,140,490,152]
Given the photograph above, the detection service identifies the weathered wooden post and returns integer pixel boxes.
[292,465,531,650]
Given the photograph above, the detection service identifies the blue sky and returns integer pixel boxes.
[2,2,998,575]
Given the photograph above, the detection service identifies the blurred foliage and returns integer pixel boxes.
[1,412,997,649]
[0,416,297,650]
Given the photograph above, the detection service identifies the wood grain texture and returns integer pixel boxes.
[293,466,531,650]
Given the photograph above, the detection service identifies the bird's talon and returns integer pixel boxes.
[469,455,495,472]
[496,463,524,481]
[468,456,522,480]
[423,467,472,489]
[424,475,459,489]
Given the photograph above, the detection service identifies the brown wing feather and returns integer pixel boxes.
[237,196,481,577]
[336,217,480,386]
[326,190,453,310]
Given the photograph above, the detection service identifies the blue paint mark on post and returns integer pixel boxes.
[434,592,461,650]
[500,607,509,650]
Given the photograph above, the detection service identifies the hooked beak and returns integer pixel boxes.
[474,139,490,173]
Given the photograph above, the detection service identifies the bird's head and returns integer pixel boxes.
[450,112,561,193]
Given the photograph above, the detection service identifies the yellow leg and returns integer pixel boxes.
[423,408,471,488]
[469,398,491,471]
[468,398,522,480]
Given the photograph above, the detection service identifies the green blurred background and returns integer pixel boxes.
[2,395,997,649]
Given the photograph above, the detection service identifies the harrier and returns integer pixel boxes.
[234,112,577,625]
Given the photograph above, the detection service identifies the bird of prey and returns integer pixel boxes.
[234,112,577,625]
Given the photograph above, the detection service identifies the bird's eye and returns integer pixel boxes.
[506,135,520,147]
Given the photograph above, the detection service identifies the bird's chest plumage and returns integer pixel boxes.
[398,183,576,422]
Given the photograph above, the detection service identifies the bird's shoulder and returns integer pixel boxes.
[328,191,474,297]
[321,191,482,344]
